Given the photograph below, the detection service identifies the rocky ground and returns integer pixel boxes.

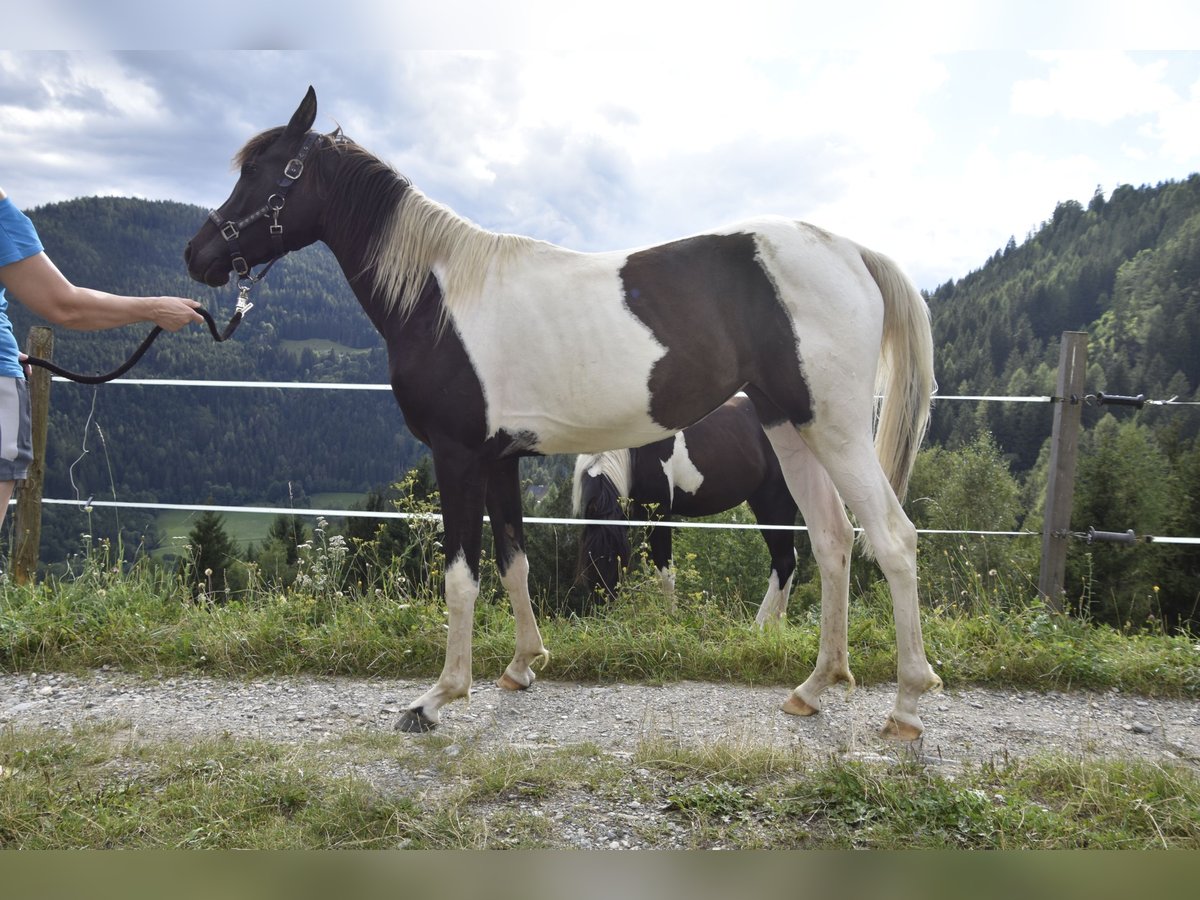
[3,669,1198,847]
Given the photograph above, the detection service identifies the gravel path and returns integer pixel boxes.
[4,669,1197,847]
[3,668,1197,766]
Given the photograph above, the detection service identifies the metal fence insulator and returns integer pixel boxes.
[1094,392,1147,408]
[1086,527,1138,545]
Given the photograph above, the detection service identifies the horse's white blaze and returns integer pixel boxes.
[661,431,704,504]
[448,247,672,454]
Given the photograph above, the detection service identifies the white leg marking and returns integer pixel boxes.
[657,565,676,596]
[754,567,795,628]
[407,554,478,725]
[764,425,856,713]
[498,550,550,690]
[793,424,941,738]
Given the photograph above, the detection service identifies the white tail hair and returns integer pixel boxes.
[858,246,935,503]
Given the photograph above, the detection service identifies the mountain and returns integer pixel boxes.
[7,182,1200,572]
[8,197,427,560]
[922,176,1200,627]
[927,176,1200,469]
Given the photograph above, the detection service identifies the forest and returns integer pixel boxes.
[3,185,1200,628]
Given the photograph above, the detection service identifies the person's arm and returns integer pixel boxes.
[0,252,203,332]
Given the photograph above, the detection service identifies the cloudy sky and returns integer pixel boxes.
[5,3,1200,290]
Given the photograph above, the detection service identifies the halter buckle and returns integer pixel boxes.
[283,158,304,180]
[232,254,249,276]
[220,222,240,241]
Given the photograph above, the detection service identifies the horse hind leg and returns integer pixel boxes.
[752,549,796,628]
[799,425,942,740]
[752,553,795,629]
[760,424,856,705]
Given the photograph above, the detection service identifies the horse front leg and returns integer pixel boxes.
[396,447,486,733]
[487,457,550,691]
[748,488,800,628]
[753,530,797,629]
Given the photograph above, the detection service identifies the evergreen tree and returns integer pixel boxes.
[181,511,239,600]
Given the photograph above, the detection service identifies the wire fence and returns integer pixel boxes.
[34,375,1200,546]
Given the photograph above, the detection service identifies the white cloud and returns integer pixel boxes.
[4,47,1200,290]
[1012,51,1177,124]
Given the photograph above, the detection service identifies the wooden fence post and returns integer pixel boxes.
[1038,331,1088,612]
[11,326,53,584]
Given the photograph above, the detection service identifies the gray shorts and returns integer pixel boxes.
[0,377,33,481]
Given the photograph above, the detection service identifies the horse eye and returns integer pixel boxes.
[240,163,260,177]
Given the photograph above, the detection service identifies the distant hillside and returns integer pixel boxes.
[7,183,1200,567]
[7,197,427,561]
[927,176,1200,470]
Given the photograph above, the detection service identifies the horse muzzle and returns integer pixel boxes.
[184,241,233,287]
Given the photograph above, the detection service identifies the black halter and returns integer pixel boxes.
[208,130,321,285]
[19,134,324,385]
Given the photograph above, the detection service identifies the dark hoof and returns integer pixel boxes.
[395,707,436,733]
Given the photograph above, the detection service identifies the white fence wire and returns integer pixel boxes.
[36,377,1200,545]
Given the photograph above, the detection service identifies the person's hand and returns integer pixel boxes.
[152,298,205,332]
[17,352,30,378]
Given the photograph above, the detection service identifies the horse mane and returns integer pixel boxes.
[369,187,534,324]
[572,449,633,516]
[236,127,532,324]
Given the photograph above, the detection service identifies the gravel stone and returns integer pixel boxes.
[3,670,1197,847]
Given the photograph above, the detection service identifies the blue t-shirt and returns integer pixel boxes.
[0,197,45,378]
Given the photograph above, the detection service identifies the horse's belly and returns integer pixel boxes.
[452,281,672,454]
[487,351,672,454]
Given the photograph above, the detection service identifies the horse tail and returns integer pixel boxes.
[858,246,934,503]
[572,450,634,599]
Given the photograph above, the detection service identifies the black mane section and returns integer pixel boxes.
[318,136,411,288]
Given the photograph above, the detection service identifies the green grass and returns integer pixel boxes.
[2,723,1197,849]
[1,553,1197,697]
[3,548,1198,850]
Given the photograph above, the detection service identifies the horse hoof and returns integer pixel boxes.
[879,714,923,742]
[781,692,819,717]
[395,707,437,733]
[497,671,532,691]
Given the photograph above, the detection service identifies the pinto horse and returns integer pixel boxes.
[572,394,800,627]
[184,87,941,739]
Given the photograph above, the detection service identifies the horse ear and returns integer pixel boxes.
[285,86,318,137]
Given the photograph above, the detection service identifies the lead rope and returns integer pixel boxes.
[22,290,254,385]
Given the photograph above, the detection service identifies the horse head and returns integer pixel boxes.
[184,86,328,287]
[571,468,633,612]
